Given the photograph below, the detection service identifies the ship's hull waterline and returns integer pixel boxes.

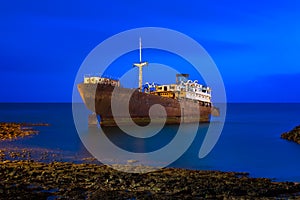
[78,83,219,126]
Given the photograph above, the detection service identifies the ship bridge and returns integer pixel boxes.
[148,74,212,106]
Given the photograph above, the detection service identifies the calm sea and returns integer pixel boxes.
[0,103,300,182]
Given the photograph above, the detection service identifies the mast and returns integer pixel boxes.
[133,37,148,92]
[139,37,142,62]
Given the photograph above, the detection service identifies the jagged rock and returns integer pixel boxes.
[281,125,300,144]
[0,122,49,141]
[0,160,300,199]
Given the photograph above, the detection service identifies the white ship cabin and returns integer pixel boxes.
[155,82,211,102]
[151,74,212,106]
[83,75,120,87]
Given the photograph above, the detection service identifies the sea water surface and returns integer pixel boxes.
[0,103,300,182]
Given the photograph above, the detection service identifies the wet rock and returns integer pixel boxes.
[281,125,300,144]
[0,122,49,141]
[0,126,300,200]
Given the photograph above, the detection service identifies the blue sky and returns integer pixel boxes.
[1,0,300,102]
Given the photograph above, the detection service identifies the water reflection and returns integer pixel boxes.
[81,124,209,168]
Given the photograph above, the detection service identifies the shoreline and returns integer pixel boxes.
[1,159,300,199]
[1,144,300,199]
[1,122,300,198]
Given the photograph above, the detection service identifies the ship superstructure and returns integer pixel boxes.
[143,74,212,107]
[83,75,120,86]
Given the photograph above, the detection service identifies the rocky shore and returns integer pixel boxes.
[0,122,49,141]
[0,160,300,199]
[1,122,300,199]
[281,125,300,144]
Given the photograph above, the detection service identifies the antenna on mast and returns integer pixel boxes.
[139,37,142,63]
[133,37,148,92]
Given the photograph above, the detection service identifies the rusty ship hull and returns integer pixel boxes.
[78,83,218,126]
